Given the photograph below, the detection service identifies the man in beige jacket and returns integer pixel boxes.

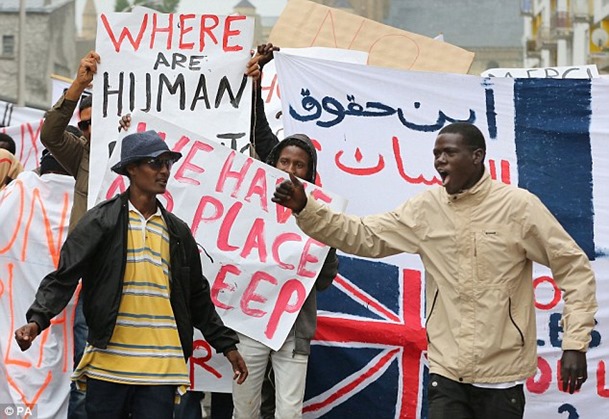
[272,122,597,419]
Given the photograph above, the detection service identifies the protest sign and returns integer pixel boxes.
[0,172,75,419]
[268,0,474,72]
[91,11,255,208]
[482,64,599,78]
[98,111,347,351]
[275,52,609,418]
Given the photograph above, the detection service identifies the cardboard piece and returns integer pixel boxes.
[268,0,474,73]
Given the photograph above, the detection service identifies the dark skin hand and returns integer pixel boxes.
[256,43,279,69]
[246,43,280,87]
[271,173,308,213]
[225,349,249,384]
[560,350,587,394]
[14,322,40,351]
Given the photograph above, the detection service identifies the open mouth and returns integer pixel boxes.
[437,169,449,186]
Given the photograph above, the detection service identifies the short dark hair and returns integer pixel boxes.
[0,132,16,155]
[439,122,486,152]
[79,94,92,113]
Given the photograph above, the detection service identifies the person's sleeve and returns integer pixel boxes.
[187,234,239,353]
[250,83,278,162]
[295,196,421,259]
[26,209,102,331]
[40,95,84,177]
[521,194,597,351]
[316,248,338,291]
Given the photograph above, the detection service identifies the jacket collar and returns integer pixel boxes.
[443,170,492,204]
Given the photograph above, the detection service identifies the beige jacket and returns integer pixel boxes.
[295,171,597,383]
[40,95,89,232]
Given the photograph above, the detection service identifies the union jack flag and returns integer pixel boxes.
[304,255,428,418]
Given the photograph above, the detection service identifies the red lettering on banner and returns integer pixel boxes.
[240,218,267,262]
[272,233,301,270]
[533,275,561,310]
[18,121,43,169]
[261,73,280,104]
[598,360,609,397]
[21,189,70,267]
[216,151,253,198]
[190,340,221,387]
[191,195,223,236]
[7,371,53,415]
[297,238,323,278]
[223,15,245,52]
[265,279,306,339]
[335,148,385,176]
[100,13,244,53]
[310,188,333,204]
[212,265,238,310]
[100,13,149,52]
[150,13,173,49]
[199,15,220,52]
[217,202,241,251]
[174,140,215,185]
[526,356,552,394]
[488,159,511,185]
[106,175,127,200]
[244,168,268,211]
[178,14,195,50]
[392,136,441,186]
[241,271,277,317]
[0,181,24,255]
[2,262,31,368]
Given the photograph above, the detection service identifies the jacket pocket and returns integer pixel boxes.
[474,225,520,287]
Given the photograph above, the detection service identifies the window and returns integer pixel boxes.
[2,35,15,57]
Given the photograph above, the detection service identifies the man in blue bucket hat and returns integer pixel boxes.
[15,130,248,419]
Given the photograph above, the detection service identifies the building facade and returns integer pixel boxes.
[384,0,523,75]
[0,0,77,108]
[521,0,609,72]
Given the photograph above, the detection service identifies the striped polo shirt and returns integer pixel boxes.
[72,203,189,390]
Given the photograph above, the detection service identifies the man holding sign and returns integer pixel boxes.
[272,122,597,419]
[15,131,248,419]
[232,133,338,419]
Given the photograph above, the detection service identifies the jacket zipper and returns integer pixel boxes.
[425,290,439,343]
[508,297,525,346]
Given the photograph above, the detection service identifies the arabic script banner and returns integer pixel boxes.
[274,52,609,419]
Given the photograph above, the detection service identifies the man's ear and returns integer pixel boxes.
[472,148,485,165]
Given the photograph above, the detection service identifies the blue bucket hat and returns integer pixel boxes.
[111,130,182,175]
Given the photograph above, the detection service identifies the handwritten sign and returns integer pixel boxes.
[268,0,474,72]
[97,111,347,353]
[275,52,609,418]
[0,172,75,419]
[90,11,255,208]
